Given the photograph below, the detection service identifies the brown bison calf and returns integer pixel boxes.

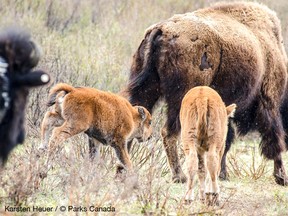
[180,86,236,205]
[41,83,152,172]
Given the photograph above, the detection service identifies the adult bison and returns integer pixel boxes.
[0,28,50,164]
[127,2,288,185]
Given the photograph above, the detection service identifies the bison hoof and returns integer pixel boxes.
[184,199,193,205]
[200,198,205,204]
[116,164,126,174]
[38,144,47,151]
[115,164,128,180]
[274,171,288,186]
[219,171,229,181]
[39,171,47,180]
[172,173,187,183]
[205,192,220,206]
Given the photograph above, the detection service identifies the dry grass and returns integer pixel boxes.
[0,0,288,215]
[0,132,287,215]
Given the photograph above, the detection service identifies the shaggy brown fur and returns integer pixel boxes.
[41,83,152,172]
[127,2,288,185]
[180,86,236,205]
[0,28,50,163]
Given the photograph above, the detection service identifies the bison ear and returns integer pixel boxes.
[226,104,237,118]
[138,107,146,120]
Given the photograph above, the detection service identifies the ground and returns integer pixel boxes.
[0,132,287,215]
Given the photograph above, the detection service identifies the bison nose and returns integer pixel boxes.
[13,70,50,87]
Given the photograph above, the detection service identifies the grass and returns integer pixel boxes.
[0,134,287,215]
[0,0,288,215]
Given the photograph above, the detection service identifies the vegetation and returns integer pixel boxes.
[0,0,288,215]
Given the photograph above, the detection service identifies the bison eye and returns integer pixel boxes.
[148,120,152,125]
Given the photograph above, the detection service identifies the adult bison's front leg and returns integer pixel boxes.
[161,124,187,183]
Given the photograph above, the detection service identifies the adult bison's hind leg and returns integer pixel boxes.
[274,154,288,185]
[258,105,288,186]
[161,123,187,183]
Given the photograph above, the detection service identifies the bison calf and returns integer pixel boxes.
[41,83,152,172]
[180,86,236,205]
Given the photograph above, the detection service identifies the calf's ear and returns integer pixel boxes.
[138,107,146,120]
[226,104,237,117]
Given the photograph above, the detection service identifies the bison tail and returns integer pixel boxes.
[130,28,162,89]
[196,97,209,149]
[47,83,74,107]
[127,28,162,110]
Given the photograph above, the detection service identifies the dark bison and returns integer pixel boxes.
[0,28,50,164]
[127,2,288,185]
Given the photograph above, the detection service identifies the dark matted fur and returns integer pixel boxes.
[0,28,49,163]
[127,2,288,185]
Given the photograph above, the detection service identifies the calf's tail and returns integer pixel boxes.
[196,97,209,149]
[47,83,74,107]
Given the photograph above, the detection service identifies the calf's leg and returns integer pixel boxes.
[47,121,88,161]
[112,141,133,173]
[206,149,220,206]
[40,111,63,149]
[197,152,207,202]
[116,139,134,173]
[184,148,198,202]
[88,137,101,161]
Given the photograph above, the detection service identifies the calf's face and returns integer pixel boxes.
[133,106,153,142]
